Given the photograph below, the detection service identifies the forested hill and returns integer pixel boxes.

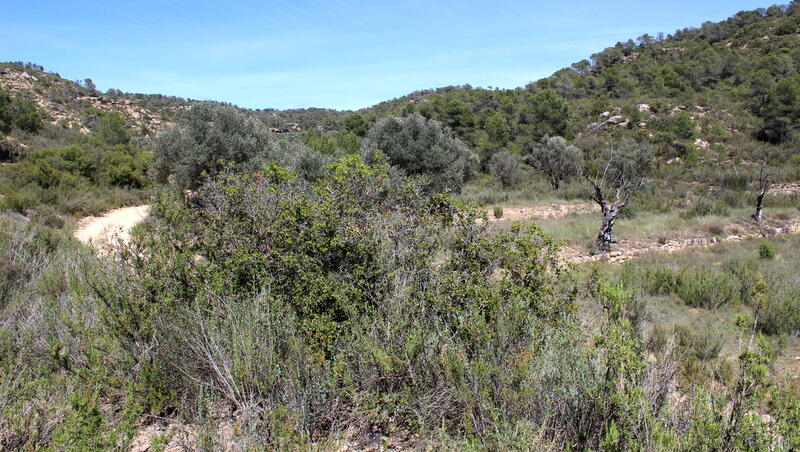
[353,2,800,164]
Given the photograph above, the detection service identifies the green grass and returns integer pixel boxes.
[494,205,800,249]
[589,234,800,385]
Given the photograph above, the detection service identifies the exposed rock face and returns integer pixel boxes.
[694,138,710,149]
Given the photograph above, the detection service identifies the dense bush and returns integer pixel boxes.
[760,292,800,335]
[0,143,151,215]
[676,323,723,361]
[485,150,522,187]
[759,241,776,259]
[151,103,272,189]
[92,157,619,445]
[676,268,741,309]
[759,74,800,143]
[362,113,477,193]
[1,160,796,448]
[0,89,43,134]
[622,264,740,310]
[93,110,131,146]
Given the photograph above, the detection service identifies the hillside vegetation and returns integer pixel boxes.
[1,3,800,451]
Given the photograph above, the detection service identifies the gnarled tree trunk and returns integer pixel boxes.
[596,200,623,252]
[751,192,765,222]
[751,164,773,223]
[590,178,631,253]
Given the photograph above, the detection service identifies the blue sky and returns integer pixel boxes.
[1,1,774,110]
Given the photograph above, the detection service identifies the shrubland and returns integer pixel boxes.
[1,2,800,449]
[1,154,799,449]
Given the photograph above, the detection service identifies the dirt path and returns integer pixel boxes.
[561,217,800,265]
[73,205,150,251]
[488,201,595,222]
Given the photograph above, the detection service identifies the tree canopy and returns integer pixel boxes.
[151,103,272,189]
[361,113,477,192]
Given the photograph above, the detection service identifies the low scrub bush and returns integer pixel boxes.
[493,205,504,219]
[486,150,522,187]
[759,242,776,260]
[680,199,729,219]
[622,264,741,310]
[676,323,723,361]
[0,143,151,215]
[760,293,800,336]
[718,173,749,192]
[676,268,740,309]
[94,156,616,447]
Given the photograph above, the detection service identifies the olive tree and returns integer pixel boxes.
[486,151,522,187]
[362,113,477,193]
[752,162,774,222]
[151,103,271,189]
[526,135,583,190]
[586,138,653,252]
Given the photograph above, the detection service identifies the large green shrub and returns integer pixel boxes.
[525,135,583,190]
[0,143,151,214]
[151,103,272,189]
[93,156,628,446]
[362,113,477,193]
[0,89,43,134]
[758,241,776,259]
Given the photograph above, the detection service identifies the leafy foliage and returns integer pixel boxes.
[362,113,477,192]
[526,135,583,189]
[0,88,43,134]
[0,143,151,214]
[486,150,522,187]
[151,103,272,189]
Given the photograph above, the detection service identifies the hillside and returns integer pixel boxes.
[0,62,198,137]
[354,3,800,164]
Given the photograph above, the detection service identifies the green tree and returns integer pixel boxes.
[486,150,521,187]
[440,98,475,136]
[95,111,131,146]
[362,113,477,192]
[483,110,510,146]
[759,74,800,143]
[0,89,13,133]
[526,135,583,190]
[670,111,697,140]
[151,103,271,189]
[10,97,44,133]
[520,89,570,138]
[0,89,43,134]
[343,113,369,137]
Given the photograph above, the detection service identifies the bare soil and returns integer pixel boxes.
[488,201,596,221]
[73,205,150,252]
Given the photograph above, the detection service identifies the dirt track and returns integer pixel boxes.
[488,201,596,221]
[73,205,150,251]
